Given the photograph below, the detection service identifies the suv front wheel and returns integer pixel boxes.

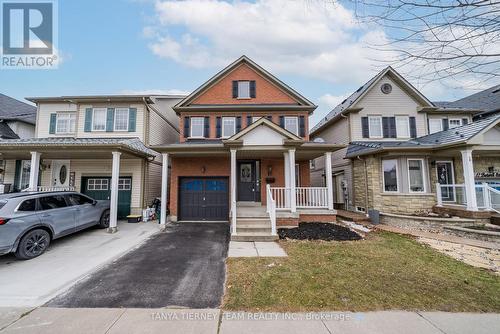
[99,210,110,229]
[15,229,51,260]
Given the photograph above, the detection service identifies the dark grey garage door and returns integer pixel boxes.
[179,177,229,221]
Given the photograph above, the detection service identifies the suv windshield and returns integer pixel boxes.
[0,200,7,210]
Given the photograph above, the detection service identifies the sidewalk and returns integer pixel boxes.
[1,308,498,334]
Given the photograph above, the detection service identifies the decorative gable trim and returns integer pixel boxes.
[224,117,303,142]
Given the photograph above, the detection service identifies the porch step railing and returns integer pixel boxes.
[266,184,277,235]
[270,186,328,209]
[22,186,76,192]
[436,183,500,213]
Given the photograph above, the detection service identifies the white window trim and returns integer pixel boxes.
[284,116,299,136]
[221,117,236,138]
[449,118,462,128]
[395,115,410,138]
[55,112,76,134]
[237,81,251,99]
[428,118,443,134]
[190,117,205,138]
[295,163,301,187]
[114,108,129,132]
[407,158,427,193]
[382,159,399,193]
[368,116,383,139]
[92,108,107,132]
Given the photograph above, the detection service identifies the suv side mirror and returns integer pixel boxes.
[92,200,97,205]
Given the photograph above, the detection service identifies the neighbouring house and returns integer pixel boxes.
[152,56,343,241]
[0,94,183,231]
[310,67,500,223]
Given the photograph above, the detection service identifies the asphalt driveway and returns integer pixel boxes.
[47,222,230,309]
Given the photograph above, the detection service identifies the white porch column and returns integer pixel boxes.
[160,153,169,229]
[283,152,290,208]
[288,149,296,212]
[325,152,334,210]
[108,151,121,233]
[461,149,478,211]
[28,151,41,191]
[230,149,237,234]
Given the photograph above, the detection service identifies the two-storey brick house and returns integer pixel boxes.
[0,94,183,232]
[153,56,343,241]
[310,67,500,223]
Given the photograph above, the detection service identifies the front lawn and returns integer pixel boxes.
[223,231,500,312]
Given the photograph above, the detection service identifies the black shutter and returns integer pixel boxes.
[279,116,285,128]
[382,117,390,138]
[183,117,190,138]
[13,160,21,191]
[361,117,369,138]
[216,117,222,138]
[409,117,417,138]
[246,116,252,126]
[389,117,397,138]
[267,115,273,122]
[232,81,238,98]
[299,116,305,137]
[442,118,449,131]
[462,118,468,125]
[250,80,256,98]
[236,116,241,133]
[204,117,210,137]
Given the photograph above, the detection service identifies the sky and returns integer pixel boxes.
[1,0,497,128]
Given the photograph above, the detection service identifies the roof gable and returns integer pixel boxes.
[0,94,36,124]
[226,117,302,143]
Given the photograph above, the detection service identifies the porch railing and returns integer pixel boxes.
[266,184,277,235]
[270,186,329,209]
[23,186,76,192]
[436,183,500,213]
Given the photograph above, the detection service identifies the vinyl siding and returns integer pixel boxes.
[148,98,180,146]
[36,102,78,137]
[2,160,17,186]
[6,121,35,139]
[145,161,162,205]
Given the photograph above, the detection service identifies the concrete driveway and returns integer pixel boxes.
[47,222,230,309]
[0,222,159,307]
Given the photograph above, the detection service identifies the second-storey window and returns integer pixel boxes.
[382,159,398,192]
[428,118,443,134]
[284,116,299,135]
[449,119,462,128]
[55,113,76,134]
[395,116,410,138]
[92,108,107,131]
[114,108,129,131]
[237,81,250,99]
[222,117,236,137]
[190,117,205,138]
[368,116,383,138]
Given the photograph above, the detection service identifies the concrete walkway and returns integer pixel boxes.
[1,308,498,334]
[0,221,159,307]
[228,241,287,257]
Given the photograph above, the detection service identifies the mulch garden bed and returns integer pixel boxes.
[278,222,362,241]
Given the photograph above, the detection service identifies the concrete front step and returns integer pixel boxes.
[237,226,272,233]
[231,233,279,242]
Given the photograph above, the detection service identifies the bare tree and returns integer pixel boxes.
[345,0,500,87]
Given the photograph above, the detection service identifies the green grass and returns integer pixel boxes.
[224,231,500,312]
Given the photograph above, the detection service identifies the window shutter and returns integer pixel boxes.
[279,116,285,128]
[299,116,305,137]
[409,117,417,138]
[462,118,468,125]
[246,116,252,127]
[382,117,390,138]
[204,116,210,137]
[250,81,256,98]
[106,108,115,132]
[389,117,397,138]
[49,113,57,134]
[361,117,369,138]
[236,116,241,133]
[183,117,190,138]
[267,115,273,122]
[442,118,449,131]
[13,160,21,191]
[232,81,238,98]
[128,108,137,132]
[84,108,93,132]
[216,117,221,138]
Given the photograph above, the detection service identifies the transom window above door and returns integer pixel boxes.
[222,117,236,137]
[284,116,299,135]
[114,108,129,131]
[92,108,107,131]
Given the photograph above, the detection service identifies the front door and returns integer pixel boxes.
[51,160,70,187]
[237,160,260,202]
[436,161,455,201]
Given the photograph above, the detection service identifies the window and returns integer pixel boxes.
[67,194,93,206]
[118,178,131,190]
[190,117,204,138]
[449,119,461,129]
[252,116,261,123]
[55,113,76,134]
[295,163,300,187]
[408,159,426,193]
[39,195,67,210]
[18,198,36,211]
[356,206,366,213]
[368,116,383,138]
[114,108,129,131]
[92,108,107,131]
[382,159,398,192]
[284,117,299,135]
[310,160,316,170]
[428,118,442,134]
[222,117,236,137]
[19,160,31,190]
[87,178,109,190]
[237,81,250,99]
[395,116,410,138]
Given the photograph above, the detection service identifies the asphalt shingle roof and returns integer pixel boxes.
[0,122,19,139]
[0,94,36,124]
[435,85,500,115]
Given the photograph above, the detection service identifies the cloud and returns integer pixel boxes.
[146,0,387,84]
[120,88,190,95]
